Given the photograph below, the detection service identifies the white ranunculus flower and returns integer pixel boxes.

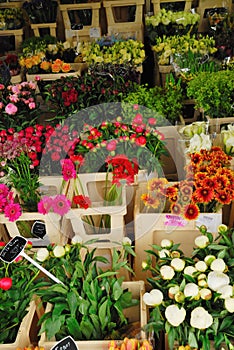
[159,249,170,258]
[184,266,197,276]
[184,283,199,298]
[161,239,173,248]
[217,285,233,299]
[210,258,226,272]
[160,265,175,280]
[53,245,66,258]
[36,248,49,262]
[122,237,132,245]
[143,289,163,306]
[165,305,186,327]
[204,255,216,266]
[194,235,209,248]
[71,235,83,244]
[195,261,208,272]
[168,285,180,299]
[224,297,234,313]
[171,258,185,272]
[200,288,212,300]
[207,271,230,291]
[190,307,213,329]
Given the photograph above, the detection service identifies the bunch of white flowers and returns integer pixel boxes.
[142,224,234,350]
[221,124,234,156]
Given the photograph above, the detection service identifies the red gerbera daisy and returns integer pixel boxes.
[194,187,214,203]
[73,194,91,209]
[215,190,232,205]
[183,203,200,220]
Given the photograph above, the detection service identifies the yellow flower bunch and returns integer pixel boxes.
[19,52,45,70]
[79,39,145,67]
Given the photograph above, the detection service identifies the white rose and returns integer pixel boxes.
[171,258,185,272]
[194,235,209,248]
[184,283,199,298]
[225,297,234,313]
[210,258,226,272]
[161,239,173,248]
[184,266,197,276]
[71,235,83,244]
[195,261,208,272]
[160,265,175,280]
[207,271,230,291]
[165,305,186,327]
[190,307,213,329]
[200,288,212,300]
[53,245,66,258]
[143,289,163,306]
[36,248,49,262]
[217,285,233,299]
[159,249,170,258]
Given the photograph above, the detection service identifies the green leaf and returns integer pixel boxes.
[78,298,90,315]
[80,317,93,339]
[66,316,82,339]
[67,290,79,317]
[99,299,108,330]
[188,330,198,348]
[113,280,123,301]
[44,315,62,340]
[52,302,67,317]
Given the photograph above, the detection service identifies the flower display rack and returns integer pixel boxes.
[134,182,222,282]
[196,0,232,32]
[58,1,102,43]
[30,22,57,37]
[102,0,144,41]
[38,280,147,350]
[0,300,36,350]
[151,0,193,13]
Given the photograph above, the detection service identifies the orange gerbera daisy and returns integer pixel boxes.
[166,185,178,198]
[147,178,168,191]
[214,174,229,189]
[141,193,160,209]
[189,153,202,165]
[170,202,182,215]
[193,187,214,203]
[183,203,200,220]
[201,177,219,190]
[195,172,207,183]
[215,190,232,205]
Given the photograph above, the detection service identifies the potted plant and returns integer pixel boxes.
[142,224,234,350]
[186,70,234,119]
[32,239,147,347]
[0,241,42,347]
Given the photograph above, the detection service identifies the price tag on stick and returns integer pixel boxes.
[0,236,63,285]
[50,335,78,350]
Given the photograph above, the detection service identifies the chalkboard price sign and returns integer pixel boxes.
[50,336,78,350]
[0,236,27,263]
[31,221,46,239]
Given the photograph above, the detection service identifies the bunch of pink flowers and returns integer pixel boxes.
[0,183,22,221]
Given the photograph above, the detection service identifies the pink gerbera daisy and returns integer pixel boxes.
[37,196,53,214]
[4,203,22,221]
[52,194,71,216]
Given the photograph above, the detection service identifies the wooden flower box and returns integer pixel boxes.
[38,280,147,350]
[134,182,222,282]
[0,300,36,350]
[103,0,144,41]
[151,0,193,13]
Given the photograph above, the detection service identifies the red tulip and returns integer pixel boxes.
[0,277,12,290]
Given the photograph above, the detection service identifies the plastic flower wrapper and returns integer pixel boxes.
[221,124,234,156]
[34,239,137,341]
[142,224,234,350]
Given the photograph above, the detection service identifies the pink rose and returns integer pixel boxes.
[5,103,17,115]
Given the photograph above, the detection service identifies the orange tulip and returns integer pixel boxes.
[61,62,71,73]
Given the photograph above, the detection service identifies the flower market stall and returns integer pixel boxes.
[0,0,234,348]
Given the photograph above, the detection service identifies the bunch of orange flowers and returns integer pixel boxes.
[40,58,71,73]
[141,147,234,220]
[19,54,71,74]
[108,337,153,350]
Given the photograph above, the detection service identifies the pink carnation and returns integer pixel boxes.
[5,103,18,115]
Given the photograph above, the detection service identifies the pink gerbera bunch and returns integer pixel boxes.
[0,183,22,221]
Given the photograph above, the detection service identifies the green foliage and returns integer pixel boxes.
[36,241,137,341]
[186,70,234,118]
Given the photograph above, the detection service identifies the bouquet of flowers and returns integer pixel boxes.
[141,147,234,219]
[221,124,234,156]
[142,224,234,350]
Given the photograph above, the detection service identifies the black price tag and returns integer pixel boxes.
[50,336,78,350]
[0,236,27,263]
[31,221,46,239]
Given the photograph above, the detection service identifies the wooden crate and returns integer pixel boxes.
[30,22,57,37]
[196,0,232,32]
[0,300,36,350]
[134,182,222,282]
[38,280,147,350]
[103,0,144,41]
[59,2,102,43]
[205,115,234,134]
[151,0,193,13]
